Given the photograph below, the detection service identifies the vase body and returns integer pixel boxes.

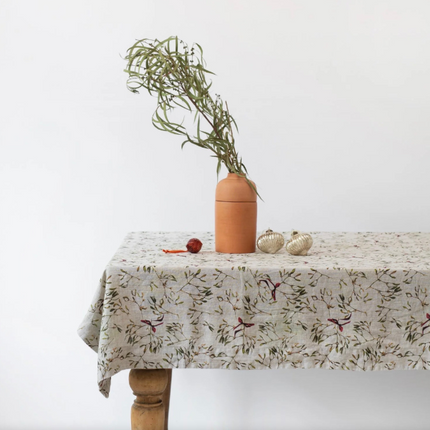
[215,173,257,253]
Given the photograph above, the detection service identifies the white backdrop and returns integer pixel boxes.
[1,1,430,429]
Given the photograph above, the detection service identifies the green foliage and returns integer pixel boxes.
[124,36,255,187]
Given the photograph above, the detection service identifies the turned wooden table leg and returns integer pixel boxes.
[129,369,171,430]
[162,370,172,430]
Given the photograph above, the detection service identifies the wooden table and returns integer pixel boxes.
[78,231,430,429]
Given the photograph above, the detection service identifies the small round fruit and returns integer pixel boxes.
[186,238,203,253]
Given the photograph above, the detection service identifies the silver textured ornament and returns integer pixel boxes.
[257,229,285,254]
[286,230,313,256]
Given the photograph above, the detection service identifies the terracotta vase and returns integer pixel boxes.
[215,173,257,253]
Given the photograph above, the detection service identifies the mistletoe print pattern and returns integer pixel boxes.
[78,231,430,397]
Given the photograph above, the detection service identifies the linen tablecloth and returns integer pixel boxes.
[78,232,430,397]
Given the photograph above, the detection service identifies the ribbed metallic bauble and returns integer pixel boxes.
[286,231,313,256]
[257,229,285,254]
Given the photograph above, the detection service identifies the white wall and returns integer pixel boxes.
[1,1,429,429]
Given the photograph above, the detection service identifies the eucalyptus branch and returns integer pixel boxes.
[124,36,259,197]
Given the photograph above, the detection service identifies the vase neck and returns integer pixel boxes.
[227,173,245,179]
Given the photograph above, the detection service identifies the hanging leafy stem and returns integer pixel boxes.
[124,36,259,197]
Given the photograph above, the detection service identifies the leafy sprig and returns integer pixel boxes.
[124,36,257,194]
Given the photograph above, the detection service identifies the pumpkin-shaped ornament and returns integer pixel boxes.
[257,229,285,254]
[286,231,313,256]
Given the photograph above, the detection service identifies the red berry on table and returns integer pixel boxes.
[163,238,203,254]
[186,238,203,253]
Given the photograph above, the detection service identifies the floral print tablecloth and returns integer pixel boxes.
[78,232,430,397]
